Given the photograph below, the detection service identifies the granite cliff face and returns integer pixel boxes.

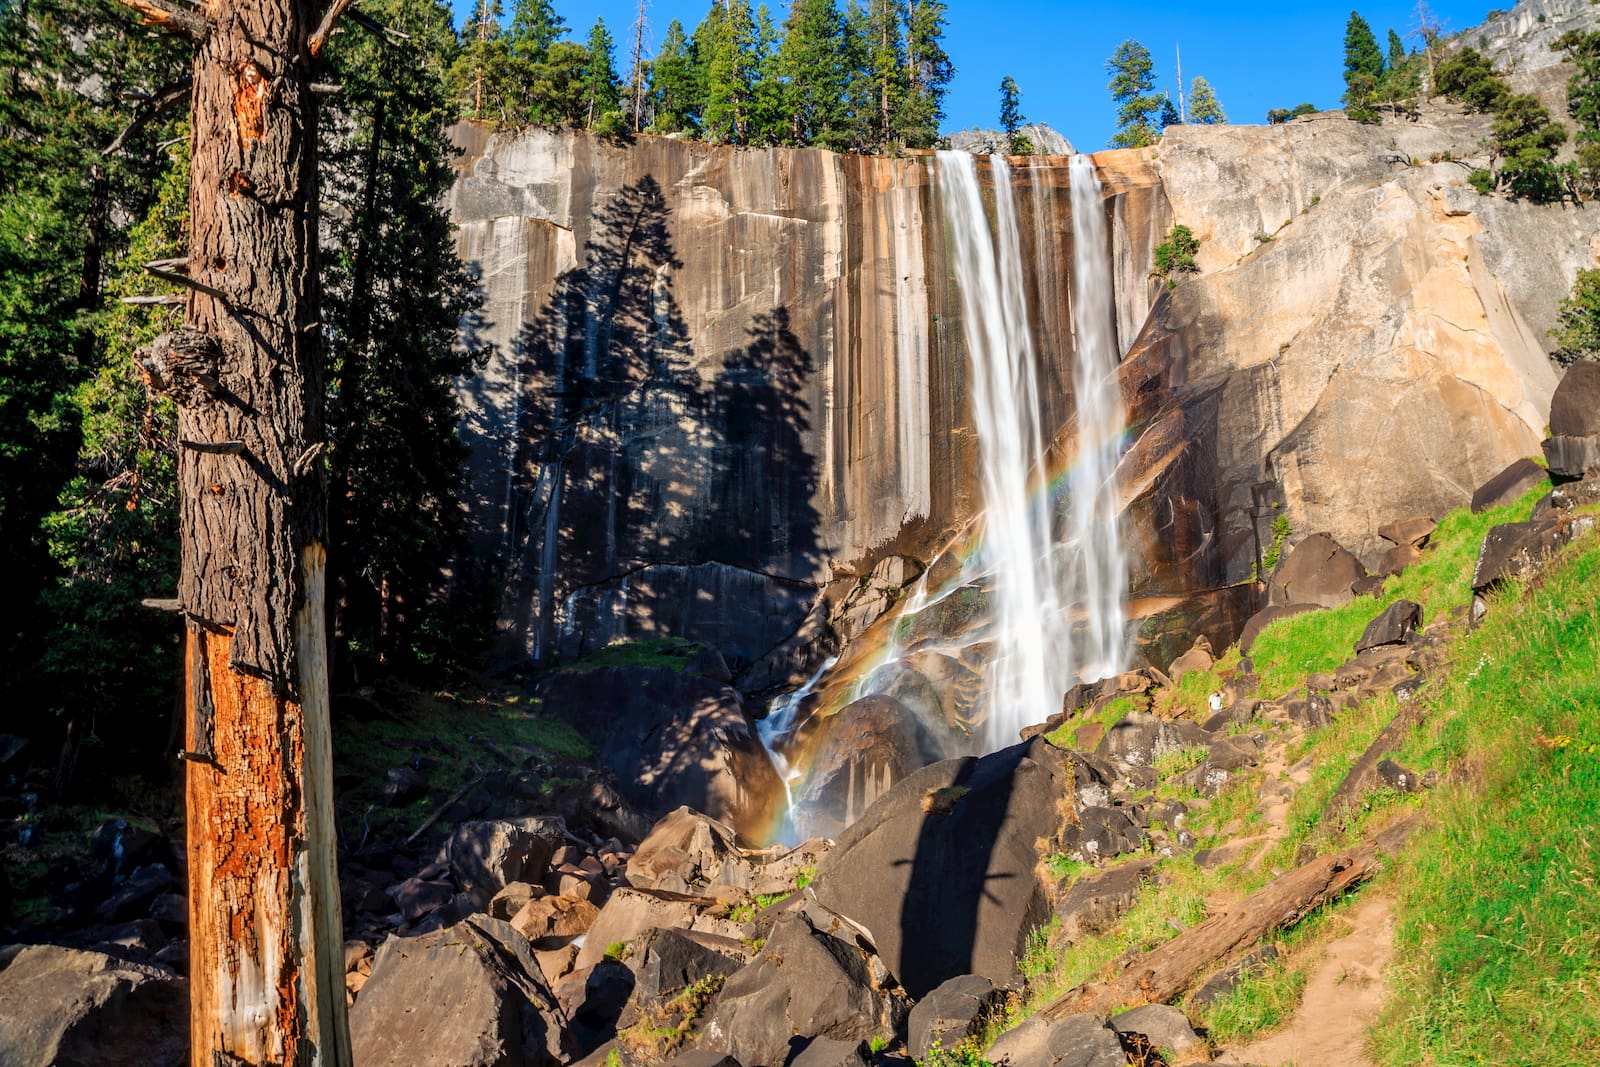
[447,102,1588,692]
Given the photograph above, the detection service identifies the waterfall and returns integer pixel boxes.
[933,150,1129,749]
[937,151,1069,749]
[1063,155,1130,686]
[757,152,1131,842]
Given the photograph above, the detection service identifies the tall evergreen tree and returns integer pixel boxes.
[1188,76,1226,124]
[322,0,490,675]
[450,0,514,121]
[583,17,626,134]
[747,4,786,145]
[1343,11,1385,120]
[999,75,1032,154]
[861,0,906,151]
[2,0,186,770]
[509,0,565,62]
[900,0,953,149]
[1107,39,1161,148]
[650,20,701,134]
[702,0,758,142]
[778,0,851,149]
[1559,30,1600,194]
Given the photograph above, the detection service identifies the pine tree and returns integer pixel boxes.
[1188,76,1226,124]
[650,20,701,134]
[1342,11,1385,121]
[747,4,786,145]
[777,0,851,149]
[999,75,1032,155]
[702,0,758,142]
[2,0,187,765]
[1107,39,1162,148]
[1559,31,1600,195]
[900,0,953,149]
[509,0,565,62]
[584,18,625,133]
[1159,93,1181,129]
[862,0,906,151]
[322,0,489,675]
[451,0,509,120]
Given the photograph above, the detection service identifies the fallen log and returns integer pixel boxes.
[1041,844,1383,1019]
[1319,699,1430,836]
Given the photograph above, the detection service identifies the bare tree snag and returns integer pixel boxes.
[1042,846,1384,1019]
[111,0,351,1062]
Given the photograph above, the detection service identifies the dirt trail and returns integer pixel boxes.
[1216,892,1396,1067]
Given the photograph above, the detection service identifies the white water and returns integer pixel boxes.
[1062,155,1130,688]
[937,151,1070,750]
[929,151,1129,749]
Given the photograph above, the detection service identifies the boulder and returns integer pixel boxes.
[1471,457,1546,513]
[984,1012,1126,1067]
[510,895,599,950]
[577,888,745,971]
[1189,946,1278,1008]
[698,908,908,1067]
[535,667,784,838]
[0,945,188,1067]
[1377,515,1436,549]
[441,817,565,895]
[1053,859,1156,945]
[810,737,1073,998]
[1472,516,1598,596]
[89,819,168,881]
[1542,434,1600,482]
[94,863,173,924]
[1238,603,1318,654]
[380,765,429,806]
[1268,532,1365,609]
[1378,759,1423,793]
[906,974,1006,1061]
[626,807,746,894]
[1056,807,1147,865]
[1166,641,1214,682]
[393,876,456,923]
[1551,474,1600,513]
[1095,712,1207,769]
[350,915,570,1067]
[1108,1003,1205,1059]
[788,1037,872,1067]
[1377,543,1422,578]
[1355,600,1423,653]
[489,881,544,921]
[1549,361,1600,438]
[794,694,943,839]
[617,927,747,1030]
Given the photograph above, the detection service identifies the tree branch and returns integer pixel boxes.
[105,76,192,156]
[345,9,410,43]
[307,0,356,55]
[111,0,210,42]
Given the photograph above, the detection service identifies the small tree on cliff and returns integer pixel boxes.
[1107,39,1162,148]
[104,0,355,1059]
[999,75,1032,155]
[1551,268,1600,364]
[1188,76,1226,124]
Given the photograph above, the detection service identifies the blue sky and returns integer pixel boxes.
[458,1,1495,150]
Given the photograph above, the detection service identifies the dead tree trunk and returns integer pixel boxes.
[114,0,351,1062]
[1042,845,1384,1020]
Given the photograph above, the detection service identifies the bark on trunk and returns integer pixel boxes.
[172,2,349,1062]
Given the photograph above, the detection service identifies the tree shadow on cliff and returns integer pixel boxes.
[497,178,821,667]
